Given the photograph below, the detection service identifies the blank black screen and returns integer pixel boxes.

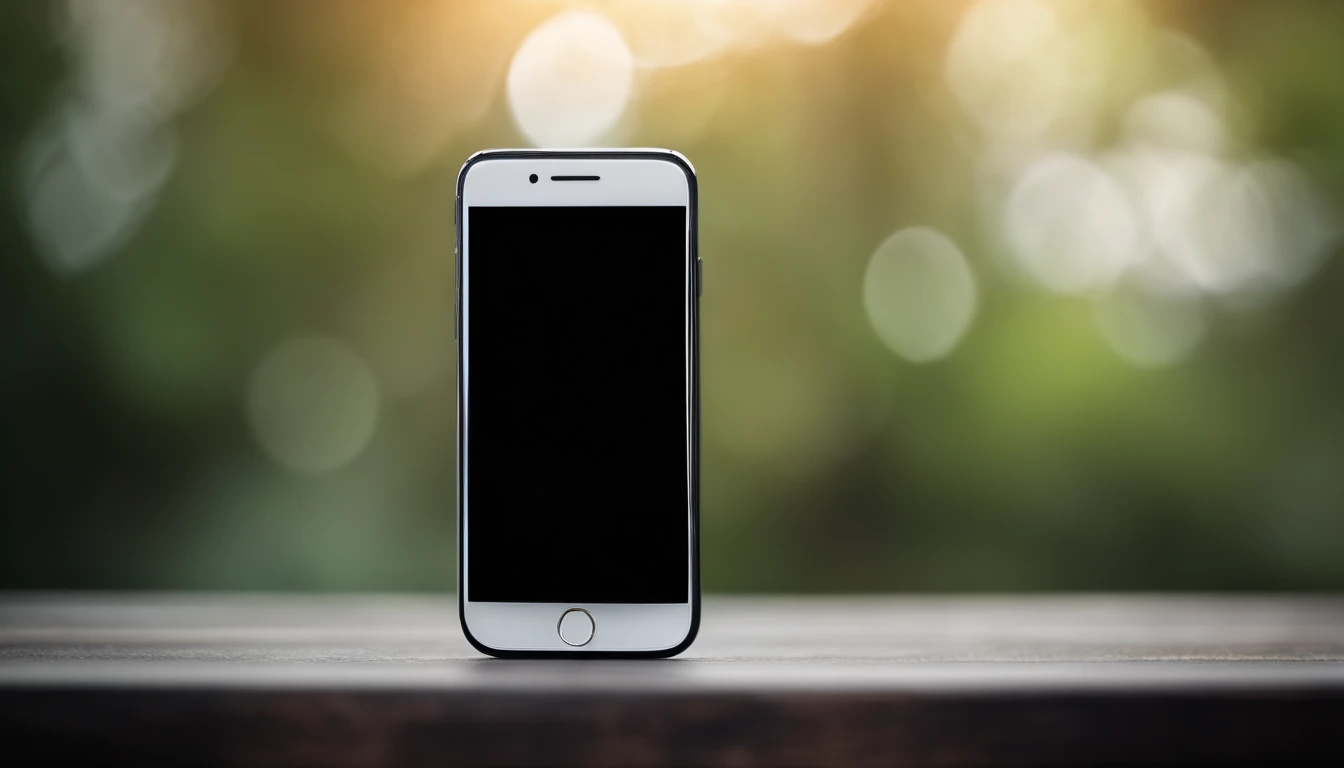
[466,206,688,603]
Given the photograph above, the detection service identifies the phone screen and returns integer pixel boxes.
[465,206,690,604]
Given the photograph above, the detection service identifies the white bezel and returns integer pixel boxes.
[459,152,695,653]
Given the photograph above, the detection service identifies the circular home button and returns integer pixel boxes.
[557,608,595,647]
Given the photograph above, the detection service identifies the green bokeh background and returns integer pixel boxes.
[3,0,1343,592]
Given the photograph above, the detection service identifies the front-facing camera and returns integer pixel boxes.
[529,174,538,184]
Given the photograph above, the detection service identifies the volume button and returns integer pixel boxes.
[696,257,703,297]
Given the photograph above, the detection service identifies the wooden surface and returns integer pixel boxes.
[2,594,1343,766]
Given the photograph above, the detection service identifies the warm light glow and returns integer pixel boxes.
[945,0,1089,141]
[336,1,515,176]
[606,0,735,67]
[507,11,635,147]
[773,0,876,46]
[863,227,978,363]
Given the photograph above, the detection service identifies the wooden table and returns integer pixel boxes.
[2,594,1342,766]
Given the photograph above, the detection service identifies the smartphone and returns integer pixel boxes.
[454,149,700,658]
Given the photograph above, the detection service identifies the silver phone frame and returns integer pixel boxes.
[455,149,700,658]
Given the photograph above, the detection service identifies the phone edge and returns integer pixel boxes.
[454,149,701,660]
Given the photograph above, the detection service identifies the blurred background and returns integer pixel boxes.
[2,0,1343,594]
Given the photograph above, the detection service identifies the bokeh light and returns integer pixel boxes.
[773,0,877,46]
[507,11,635,147]
[1122,91,1227,156]
[6,0,1344,594]
[19,0,229,275]
[604,0,735,67]
[863,227,978,363]
[1094,284,1207,368]
[65,0,229,122]
[246,337,381,475]
[1003,154,1140,295]
[20,113,158,275]
[945,0,1097,143]
[1116,151,1335,298]
[1145,29,1229,111]
[1234,160,1339,290]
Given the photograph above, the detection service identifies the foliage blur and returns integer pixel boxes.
[3,0,1343,593]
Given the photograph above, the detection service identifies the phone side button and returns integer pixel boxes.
[453,303,458,340]
[558,608,594,647]
[696,257,703,297]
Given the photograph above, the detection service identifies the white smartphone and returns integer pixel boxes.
[454,149,700,658]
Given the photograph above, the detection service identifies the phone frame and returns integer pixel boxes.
[454,149,700,659]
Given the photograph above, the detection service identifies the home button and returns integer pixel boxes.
[557,608,594,647]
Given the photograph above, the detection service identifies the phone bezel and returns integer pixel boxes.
[455,149,700,658]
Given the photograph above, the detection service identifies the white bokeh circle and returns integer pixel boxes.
[246,336,380,474]
[1004,154,1140,294]
[1095,286,1206,369]
[863,227,978,363]
[507,12,635,147]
